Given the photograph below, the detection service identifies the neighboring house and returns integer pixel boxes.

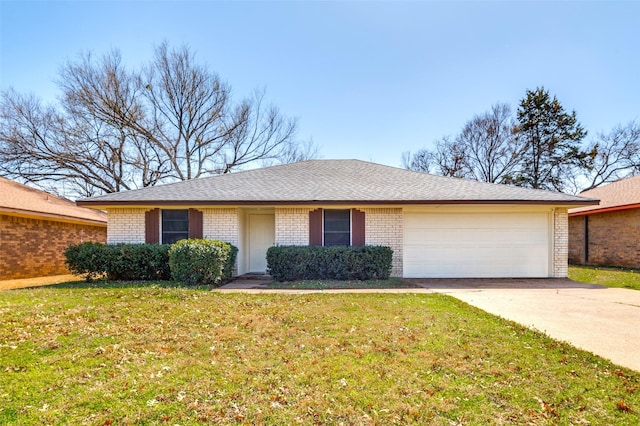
[569,175,640,268]
[0,178,107,280]
[77,160,597,278]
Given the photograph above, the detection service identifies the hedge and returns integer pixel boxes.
[64,240,238,284]
[266,245,393,281]
[168,239,238,286]
[64,242,171,281]
[64,242,109,281]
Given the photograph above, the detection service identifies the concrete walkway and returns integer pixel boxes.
[220,278,640,372]
[411,278,640,372]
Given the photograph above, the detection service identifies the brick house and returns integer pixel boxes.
[78,160,597,278]
[569,175,640,268]
[0,178,107,279]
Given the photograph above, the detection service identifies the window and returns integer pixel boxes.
[146,208,202,244]
[309,208,364,247]
[324,209,350,246]
[162,210,189,244]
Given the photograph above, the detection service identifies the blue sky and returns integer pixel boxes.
[1,1,638,168]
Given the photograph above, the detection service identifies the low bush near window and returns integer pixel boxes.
[107,244,171,281]
[168,239,238,286]
[266,245,393,281]
[64,242,171,281]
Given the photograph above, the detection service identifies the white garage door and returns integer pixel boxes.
[403,212,550,278]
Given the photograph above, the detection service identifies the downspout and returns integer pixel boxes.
[584,215,589,264]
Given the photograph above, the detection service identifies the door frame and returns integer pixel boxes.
[246,212,275,274]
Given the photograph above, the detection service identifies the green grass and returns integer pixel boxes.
[0,284,638,424]
[569,265,640,291]
[266,277,416,289]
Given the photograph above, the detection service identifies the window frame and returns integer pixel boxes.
[161,209,190,245]
[323,209,351,246]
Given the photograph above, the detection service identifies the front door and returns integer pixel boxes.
[249,214,275,273]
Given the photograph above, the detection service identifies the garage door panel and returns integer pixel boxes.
[404,212,550,278]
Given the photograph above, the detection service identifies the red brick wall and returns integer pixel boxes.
[568,208,640,268]
[0,214,107,280]
[568,215,586,264]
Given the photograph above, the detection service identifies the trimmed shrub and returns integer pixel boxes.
[266,245,393,282]
[64,242,110,281]
[64,242,171,281]
[168,239,238,286]
[106,244,171,281]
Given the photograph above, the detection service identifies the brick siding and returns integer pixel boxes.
[569,208,640,268]
[202,208,240,246]
[108,207,241,246]
[274,207,402,276]
[553,208,568,278]
[107,207,240,275]
[0,214,106,279]
[568,215,586,264]
[107,208,147,243]
[202,208,240,276]
[275,208,312,245]
[363,208,403,277]
[104,205,564,278]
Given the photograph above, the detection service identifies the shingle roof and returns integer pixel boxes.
[0,177,107,224]
[569,174,640,215]
[78,159,598,207]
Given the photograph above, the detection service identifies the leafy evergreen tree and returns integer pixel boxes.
[512,87,590,191]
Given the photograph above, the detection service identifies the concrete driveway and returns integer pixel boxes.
[411,278,640,372]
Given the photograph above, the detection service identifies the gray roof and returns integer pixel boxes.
[78,159,598,207]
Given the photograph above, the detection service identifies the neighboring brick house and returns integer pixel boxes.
[0,178,107,279]
[569,175,640,268]
[78,160,597,278]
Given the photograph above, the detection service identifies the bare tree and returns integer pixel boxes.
[404,103,523,182]
[580,121,640,190]
[0,88,161,197]
[263,137,320,166]
[404,136,468,178]
[57,51,170,194]
[218,89,298,173]
[140,43,233,179]
[0,43,306,197]
[457,103,524,183]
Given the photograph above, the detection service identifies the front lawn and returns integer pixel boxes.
[569,265,640,291]
[266,277,416,289]
[1,284,638,424]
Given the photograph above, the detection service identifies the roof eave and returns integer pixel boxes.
[0,207,107,226]
[77,198,599,209]
[569,203,640,217]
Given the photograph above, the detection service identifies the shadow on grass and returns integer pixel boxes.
[42,280,219,291]
[266,278,419,290]
[43,278,417,291]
